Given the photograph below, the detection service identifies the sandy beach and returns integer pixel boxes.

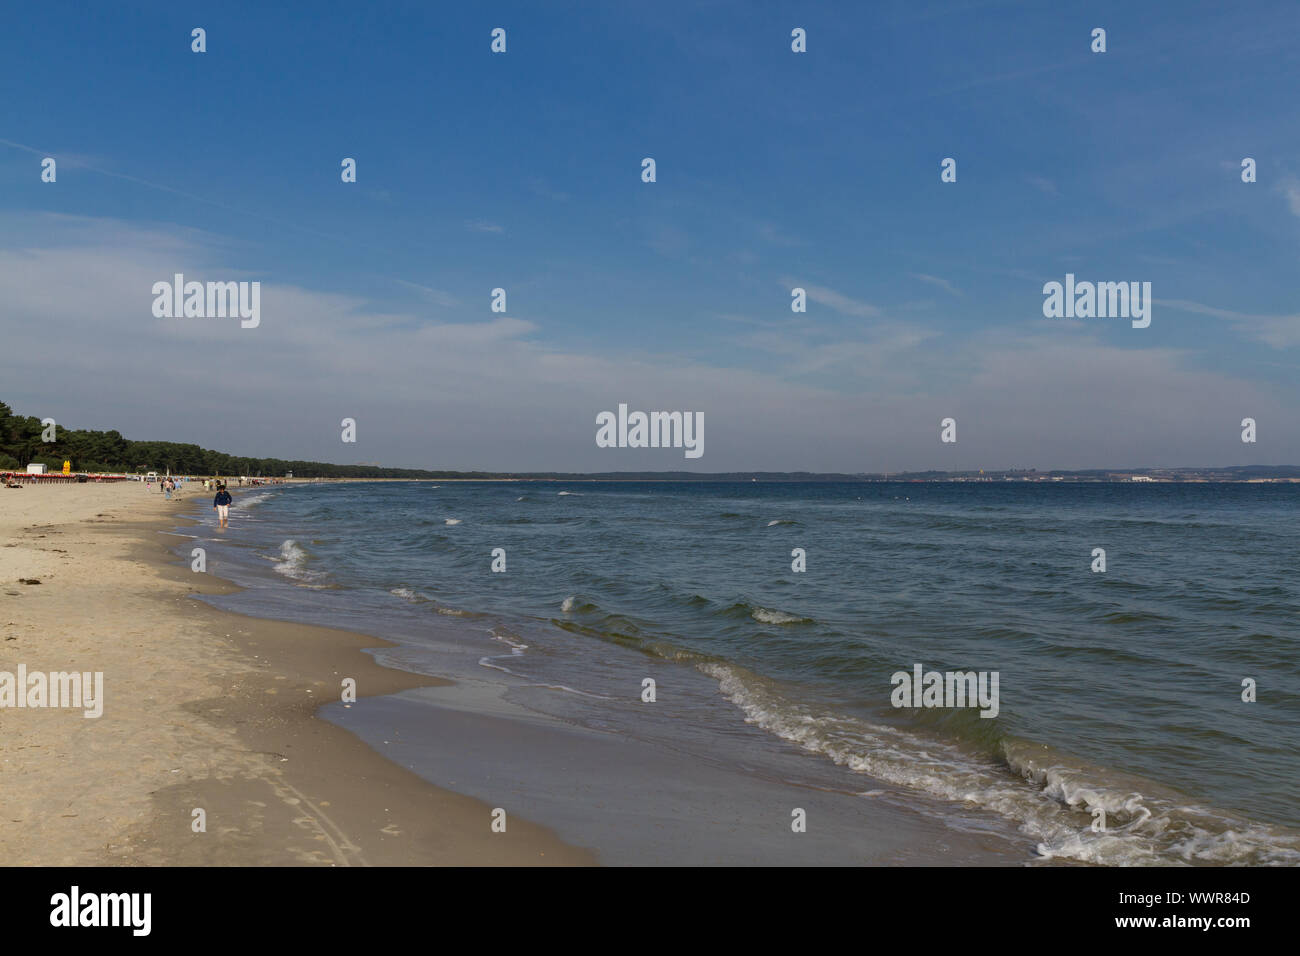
[0,480,592,866]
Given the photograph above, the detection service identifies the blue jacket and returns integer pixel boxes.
[214,491,233,506]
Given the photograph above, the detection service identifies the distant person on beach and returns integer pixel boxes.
[214,485,233,527]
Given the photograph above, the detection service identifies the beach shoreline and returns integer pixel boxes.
[1,481,1020,867]
[0,481,592,865]
[14,480,1288,866]
[196,483,1038,866]
[182,478,1300,867]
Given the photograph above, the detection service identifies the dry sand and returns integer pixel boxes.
[0,480,592,865]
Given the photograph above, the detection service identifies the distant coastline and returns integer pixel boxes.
[280,468,1300,483]
[4,399,1296,482]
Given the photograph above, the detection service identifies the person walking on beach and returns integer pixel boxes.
[214,484,233,527]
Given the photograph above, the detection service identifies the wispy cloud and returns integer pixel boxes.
[528,177,571,203]
[3,218,1297,471]
[713,312,772,327]
[1278,178,1300,217]
[0,137,355,245]
[805,286,880,318]
[779,278,881,318]
[1027,176,1058,197]
[466,219,504,233]
[1159,298,1300,349]
[756,222,804,247]
[393,278,460,308]
[737,323,942,383]
[910,273,963,297]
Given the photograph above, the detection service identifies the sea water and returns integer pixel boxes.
[182,480,1300,865]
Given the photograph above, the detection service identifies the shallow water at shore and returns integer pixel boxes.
[179,480,1300,865]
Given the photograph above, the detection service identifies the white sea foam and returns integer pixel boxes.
[491,630,529,652]
[477,629,614,698]
[273,539,308,574]
[561,596,577,612]
[699,661,1300,866]
[766,519,795,527]
[270,539,329,587]
[389,587,469,615]
[444,518,462,525]
[751,607,807,625]
[475,656,614,698]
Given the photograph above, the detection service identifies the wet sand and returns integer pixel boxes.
[0,481,592,865]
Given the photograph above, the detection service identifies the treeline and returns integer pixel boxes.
[0,400,480,478]
[6,401,1295,480]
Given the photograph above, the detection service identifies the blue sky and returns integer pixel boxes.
[2,0,1298,471]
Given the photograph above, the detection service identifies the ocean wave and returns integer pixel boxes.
[444,518,462,525]
[491,628,529,652]
[1101,609,1178,625]
[550,611,720,666]
[766,519,796,527]
[476,658,614,699]
[718,601,813,625]
[475,627,616,698]
[751,606,812,625]
[700,662,1300,866]
[269,539,332,588]
[389,586,475,617]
